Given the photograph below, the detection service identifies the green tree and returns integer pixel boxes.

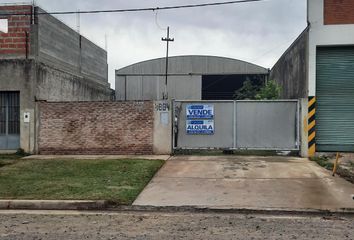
[255,80,281,100]
[233,79,260,100]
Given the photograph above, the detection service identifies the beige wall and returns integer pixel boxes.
[153,101,172,154]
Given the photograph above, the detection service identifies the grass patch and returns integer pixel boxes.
[310,156,334,170]
[0,154,24,168]
[0,153,25,160]
[0,158,164,204]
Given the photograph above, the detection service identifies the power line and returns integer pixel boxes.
[0,0,264,16]
[155,10,167,31]
[154,0,167,31]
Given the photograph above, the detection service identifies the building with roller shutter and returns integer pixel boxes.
[271,0,354,156]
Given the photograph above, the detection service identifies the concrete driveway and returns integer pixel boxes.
[133,155,354,211]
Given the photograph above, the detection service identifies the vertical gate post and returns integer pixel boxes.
[300,98,310,157]
[172,99,176,152]
[233,100,237,149]
[296,100,300,150]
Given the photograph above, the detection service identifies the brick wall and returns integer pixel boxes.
[38,101,154,155]
[0,5,32,57]
[324,0,354,25]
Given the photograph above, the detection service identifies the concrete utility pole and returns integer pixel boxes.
[76,9,81,34]
[161,26,174,100]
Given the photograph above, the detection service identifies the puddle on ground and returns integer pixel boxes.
[222,161,250,171]
[222,161,268,171]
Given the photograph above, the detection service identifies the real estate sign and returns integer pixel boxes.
[186,120,214,135]
[186,104,214,119]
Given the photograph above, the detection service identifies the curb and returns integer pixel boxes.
[0,200,108,210]
[0,200,353,216]
[112,205,354,216]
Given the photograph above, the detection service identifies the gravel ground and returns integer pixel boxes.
[317,153,354,183]
[0,210,353,240]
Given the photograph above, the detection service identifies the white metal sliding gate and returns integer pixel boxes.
[173,100,299,151]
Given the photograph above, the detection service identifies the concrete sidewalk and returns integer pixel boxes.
[133,156,354,211]
[23,155,171,161]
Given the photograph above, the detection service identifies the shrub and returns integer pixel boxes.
[256,80,281,100]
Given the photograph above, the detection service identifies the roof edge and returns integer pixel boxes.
[116,55,269,73]
[271,26,310,70]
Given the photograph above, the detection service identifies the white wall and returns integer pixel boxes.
[153,100,172,154]
[308,0,354,96]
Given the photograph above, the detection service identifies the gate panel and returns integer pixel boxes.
[236,101,298,150]
[175,101,233,149]
[174,100,299,151]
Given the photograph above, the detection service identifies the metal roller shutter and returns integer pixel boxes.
[316,47,354,152]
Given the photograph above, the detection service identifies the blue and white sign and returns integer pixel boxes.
[186,104,214,119]
[186,120,214,135]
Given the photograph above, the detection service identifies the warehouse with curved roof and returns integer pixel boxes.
[115,55,269,100]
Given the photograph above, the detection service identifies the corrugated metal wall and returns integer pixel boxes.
[116,75,202,100]
[116,56,269,101]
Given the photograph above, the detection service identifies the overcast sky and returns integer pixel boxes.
[2,0,307,88]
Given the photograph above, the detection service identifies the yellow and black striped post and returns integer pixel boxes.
[308,96,316,157]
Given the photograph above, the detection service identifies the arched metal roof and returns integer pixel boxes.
[116,55,269,75]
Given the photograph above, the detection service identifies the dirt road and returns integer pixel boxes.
[0,210,353,239]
